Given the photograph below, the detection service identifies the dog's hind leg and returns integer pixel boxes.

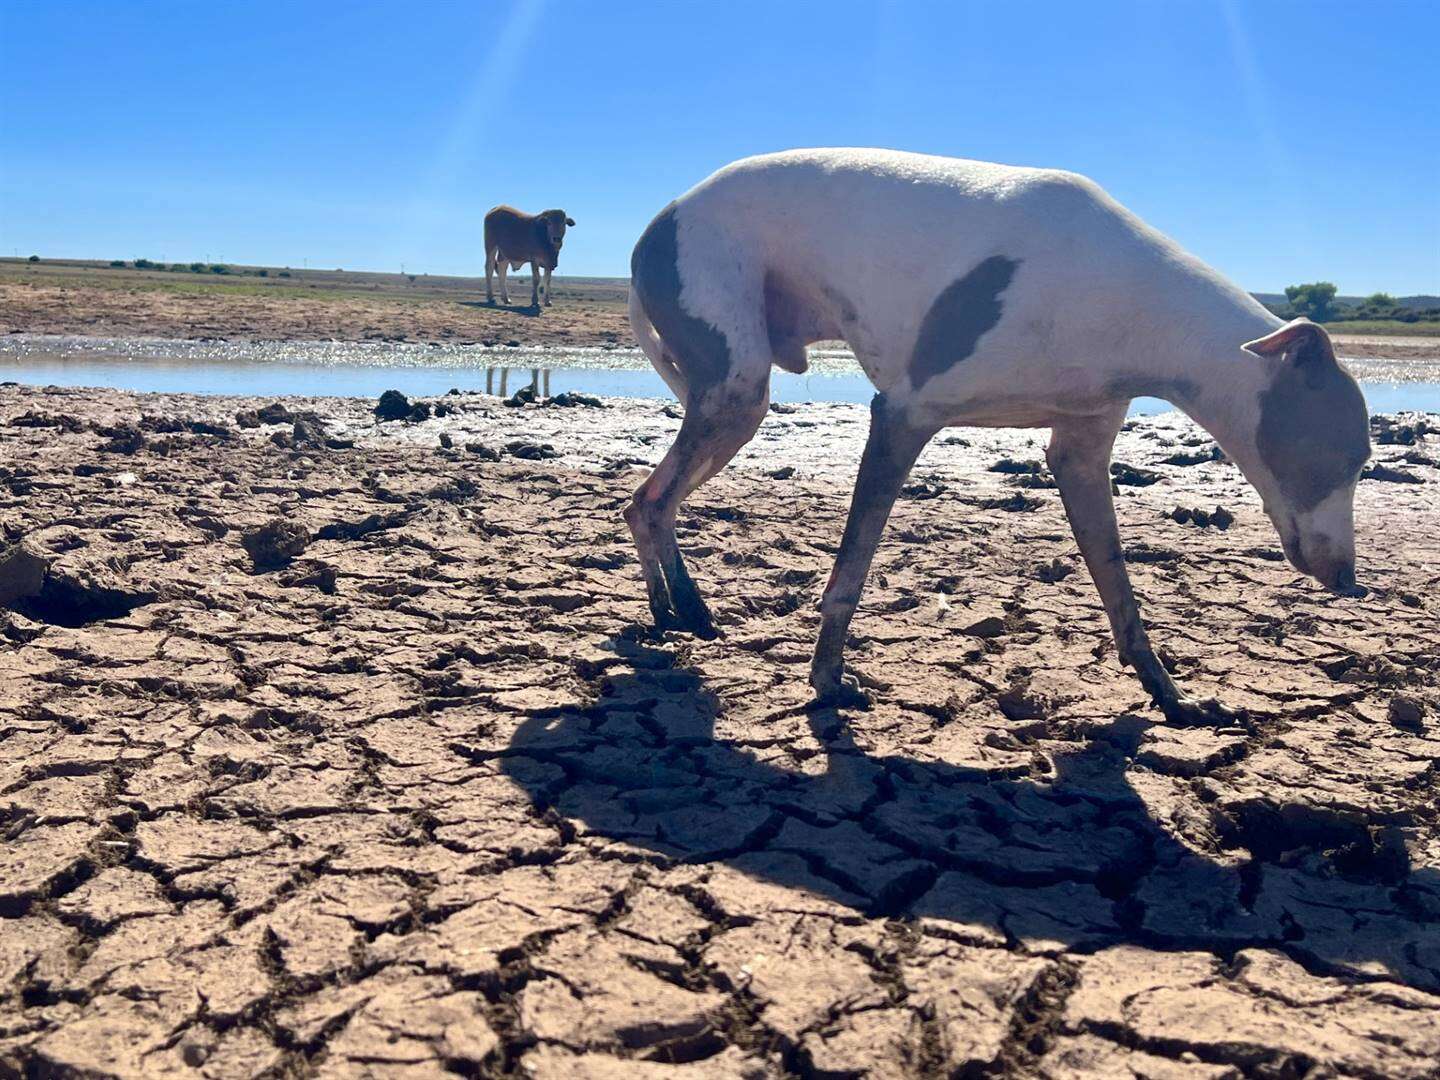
[625,373,769,636]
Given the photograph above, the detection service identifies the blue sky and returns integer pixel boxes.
[2,1,1436,293]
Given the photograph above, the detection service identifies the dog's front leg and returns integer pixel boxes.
[1047,412,1237,726]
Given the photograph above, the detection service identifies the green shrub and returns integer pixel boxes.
[256,269,268,277]
[210,264,230,274]
[189,262,206,273]
[27,254,39,263]
[109,259,127,268]
[133,258,158,270]
[1283,282,1338,321]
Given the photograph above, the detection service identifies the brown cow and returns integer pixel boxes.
[483,205,575,307]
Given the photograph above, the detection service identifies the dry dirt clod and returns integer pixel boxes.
[0,541,49,605]
[241,518,310,571]
[1388,693,1426,732]
[97,423,146,454]
[1035,558,1074,583]
[1362,462,1423,484]
[291,416,330,449]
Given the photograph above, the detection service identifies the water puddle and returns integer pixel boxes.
[2,334,1437,416]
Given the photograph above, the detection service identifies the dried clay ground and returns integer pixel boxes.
[1,384,1439,1079]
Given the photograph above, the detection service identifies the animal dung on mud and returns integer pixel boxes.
[1110,461,1162,487]
[374,389,430,423]
[504,440,559,460]
[1160,444,1224,466]
[1168,505,1235,530]
[989,457,1043,474]
[504,385,538,407]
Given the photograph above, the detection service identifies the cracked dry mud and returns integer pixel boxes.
[1,385,1438,1079]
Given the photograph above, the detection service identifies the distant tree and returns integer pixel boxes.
[210,264,230,274]
[189,262,206,273]
[278,270,292,278]
[133,258,157,270]
[1365,292,1396,308]
[256,268,268,277]
[27,254,39,263]
[109,260,127,268]
[1284,282,1338,321]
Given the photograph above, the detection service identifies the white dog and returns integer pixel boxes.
[625,149,1370,723]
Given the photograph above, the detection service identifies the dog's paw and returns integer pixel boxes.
[808,674,873,712]
[1160,694,1239,727]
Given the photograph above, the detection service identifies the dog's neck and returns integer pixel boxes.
[1126,265,1281,487]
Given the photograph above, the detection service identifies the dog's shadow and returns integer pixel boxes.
[504,640,1440,992]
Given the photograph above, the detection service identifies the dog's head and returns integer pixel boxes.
[1240,319,1370,595]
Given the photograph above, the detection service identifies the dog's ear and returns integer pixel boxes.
[565,217,575,227]
[1242,318,1335,365]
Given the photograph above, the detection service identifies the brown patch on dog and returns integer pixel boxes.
[910,256,1020,388]
[630,205,731,396]
[1247,321,1370,510]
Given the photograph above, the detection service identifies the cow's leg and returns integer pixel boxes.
[809,393,934,707]
[484,249,495,303]
[543,266,554,306]
[497,260,511,305]
[626,376,769,636]
[1047,411,1236,725]
[530,261,541,308]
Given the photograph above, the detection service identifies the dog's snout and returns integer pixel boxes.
[1326,563,1367,598]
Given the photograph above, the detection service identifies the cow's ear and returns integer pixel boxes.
[565,217,575,227]
[1242,318,1335,365]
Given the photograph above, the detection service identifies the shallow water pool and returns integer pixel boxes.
[2,335,1437,417]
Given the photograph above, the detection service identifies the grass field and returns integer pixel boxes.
[0,256,629,308]
[0,256,632,345]
[1323,319,1440,336]
[2,257,1437,348]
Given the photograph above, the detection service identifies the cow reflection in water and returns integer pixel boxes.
[485,367,551,398]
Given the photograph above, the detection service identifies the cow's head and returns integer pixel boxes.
[537,210,576,255]
[1239,319,1370,596]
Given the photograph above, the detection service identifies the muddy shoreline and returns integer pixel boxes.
[1,385,1438,1077]
[4,278,1437,361]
